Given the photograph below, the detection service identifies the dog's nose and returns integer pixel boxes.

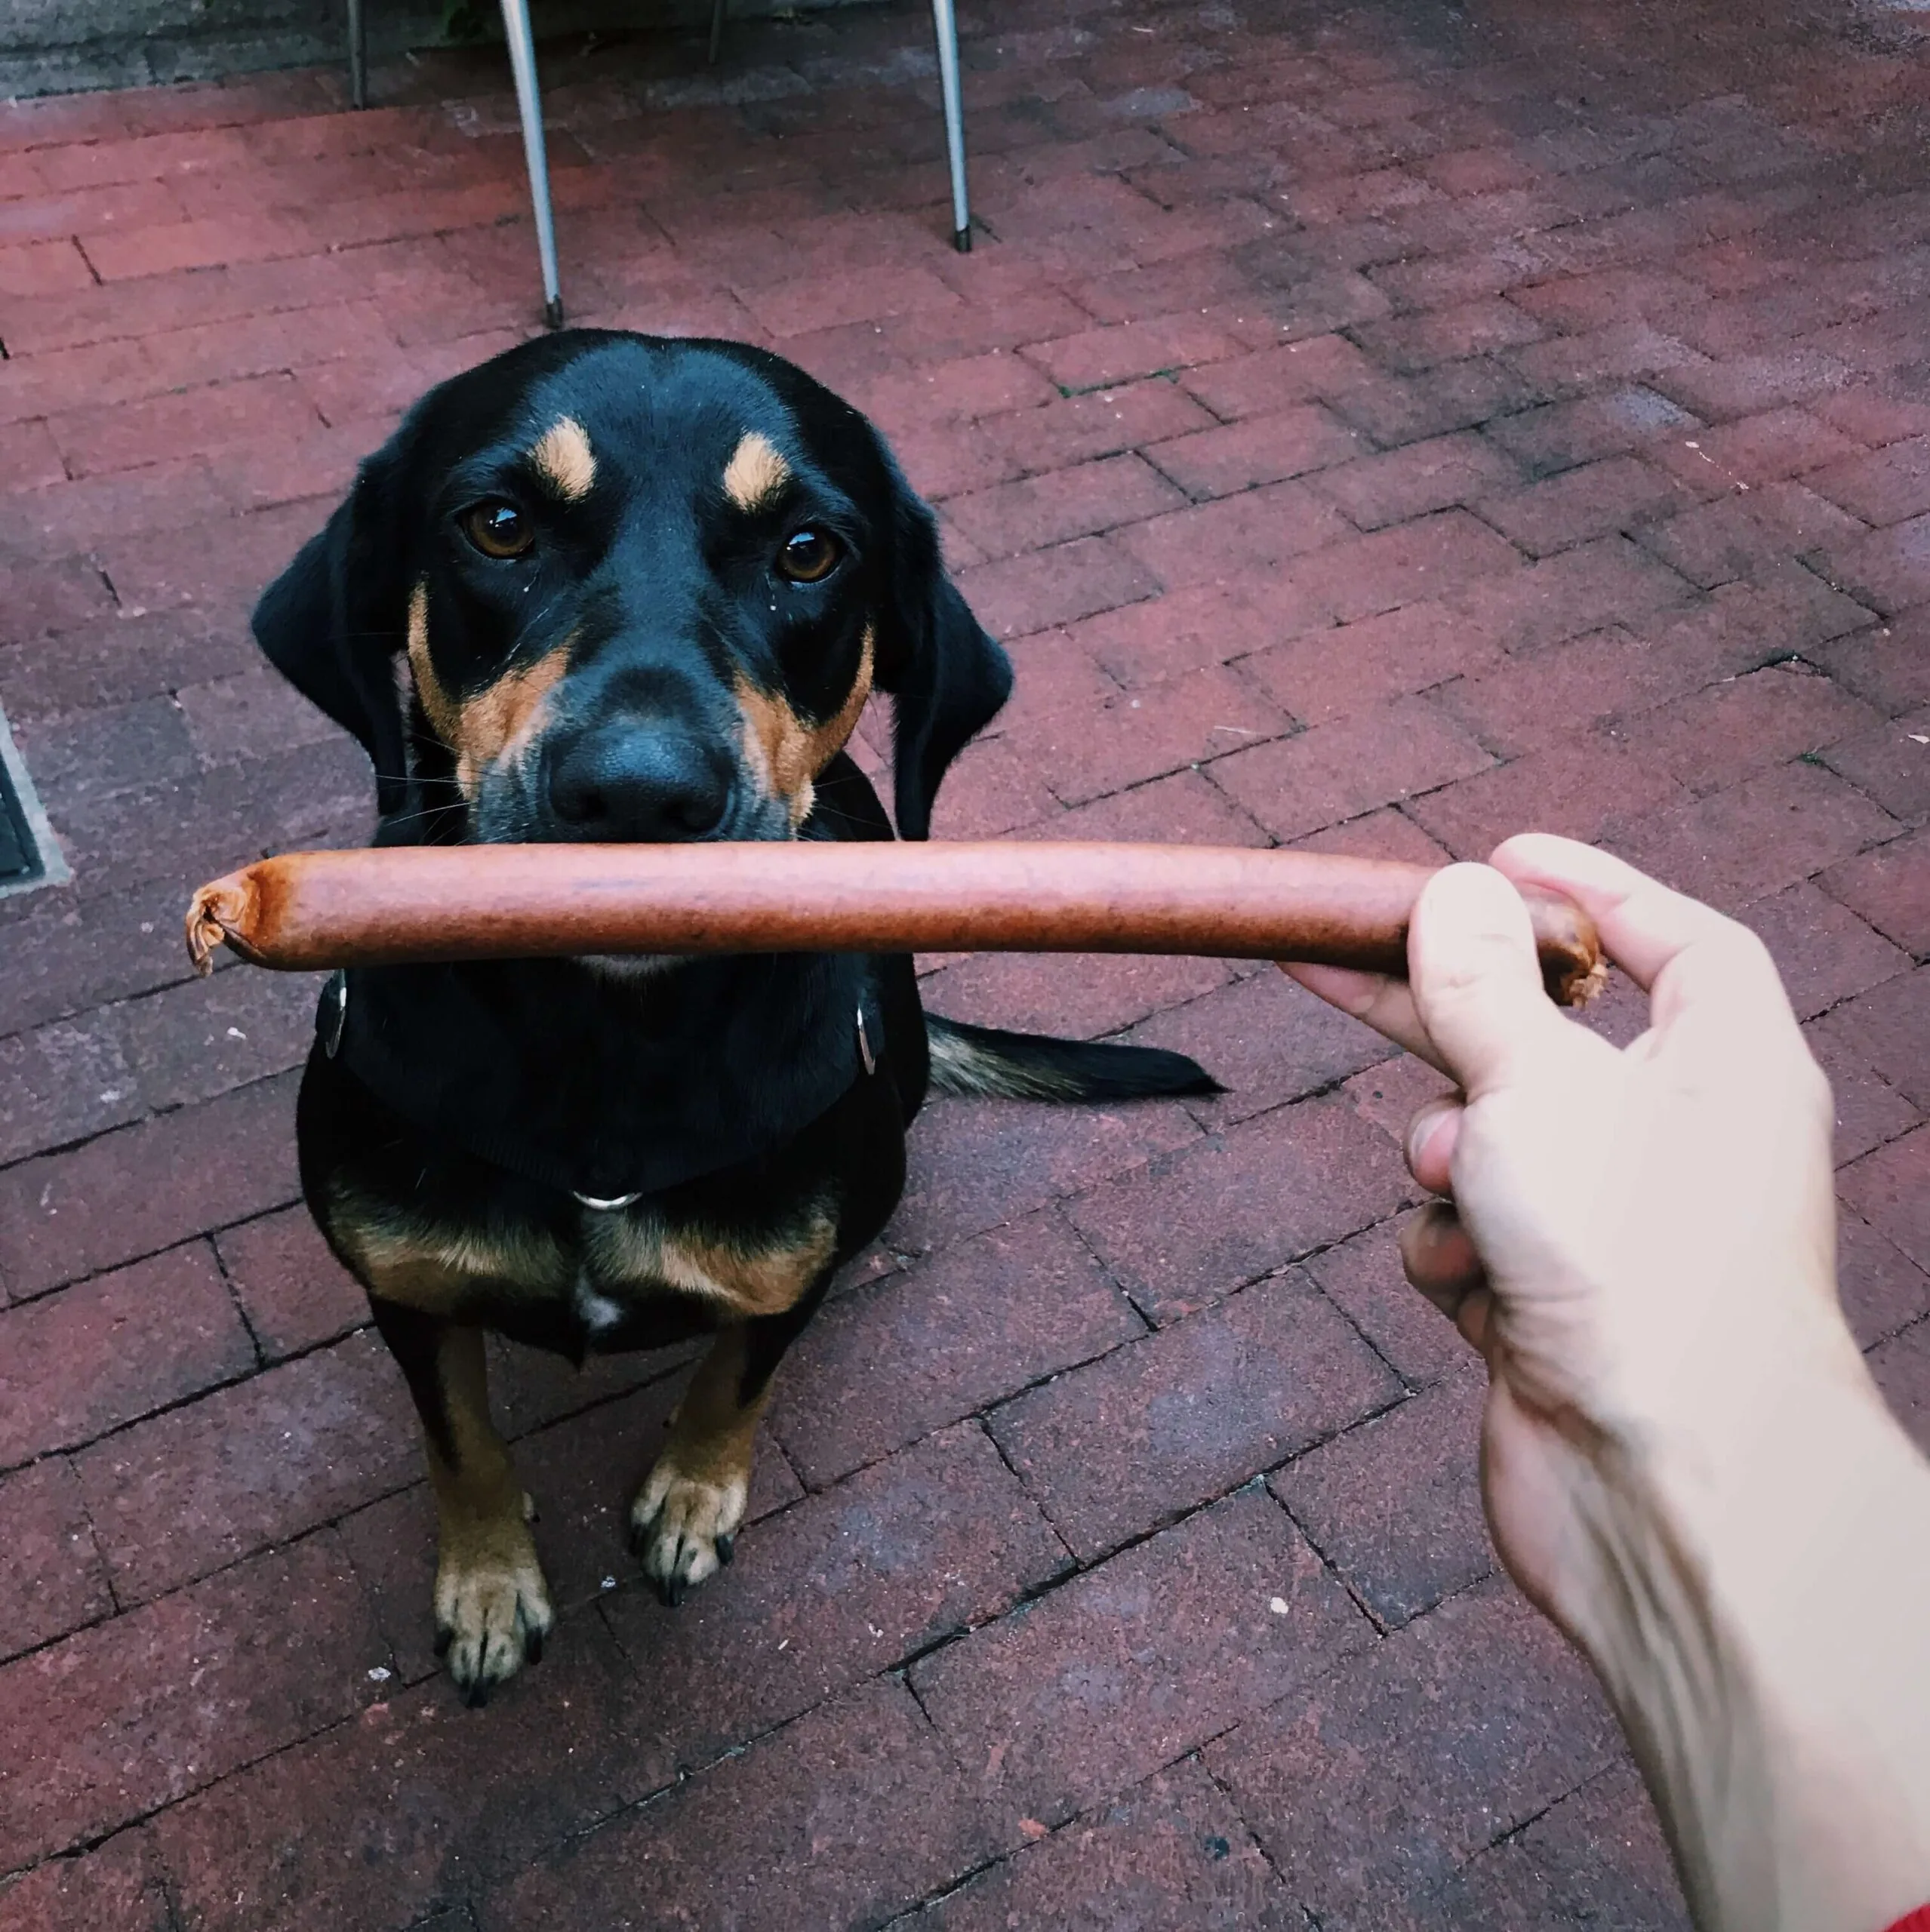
[546,728,731,841]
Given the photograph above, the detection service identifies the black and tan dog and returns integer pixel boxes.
[255,330,1213,1701]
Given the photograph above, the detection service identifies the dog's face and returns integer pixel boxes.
[254,331,1011,848]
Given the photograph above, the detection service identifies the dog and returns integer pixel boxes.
[254,330,1215,1702]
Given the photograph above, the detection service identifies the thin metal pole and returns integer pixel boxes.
[709,0,727,66]
[499,0,565,328]
[929,0,970,250]
[346,0,368,109]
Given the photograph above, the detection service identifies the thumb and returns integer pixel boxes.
[1408,863,1574,1099]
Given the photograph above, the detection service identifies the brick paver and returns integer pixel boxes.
[0,0,1924,1921]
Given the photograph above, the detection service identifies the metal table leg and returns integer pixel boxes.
[500,0,565,328]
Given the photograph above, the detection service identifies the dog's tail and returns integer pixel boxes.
[925,1014,1221,1103]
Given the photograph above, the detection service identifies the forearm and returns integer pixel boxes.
[1568,1376,1930,1932]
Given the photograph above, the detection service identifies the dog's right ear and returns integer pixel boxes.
[251,442,414,819]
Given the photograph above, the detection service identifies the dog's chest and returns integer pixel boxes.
[568,1201,836,1329]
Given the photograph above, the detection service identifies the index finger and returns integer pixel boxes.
[1486,835,1796,1035]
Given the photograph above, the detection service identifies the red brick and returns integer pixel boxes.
[925,732,1061,839]
[1175,334,1380,421]
[1114,478,1353,589]
[213,1206,368,1362]
[0,1243,253,1463]
[604,1423,1064,1768]
[90,496,327,622]
[1482,384,1703,478]
[1325,354,1542,451]
[488,1679,999,1932]
[1818,966,1930,1116]
[0,1534,384,1872]
[1870,1318,1930,1457]
[1651,346,1856,422]
[1840,1126,1930,1278]
[151,1616,653,1932]
[1125,967,1395,1128]
[1476,454,1686,557]
[1209,694,1494,843]
[1304,1214,1473,1390]
[0,236,94,299]
[893,1094,1202,1256]
[1820,706,1930,826]
[1820,823,1929,955]
[0,460,233,556]
[0,1074,300,1303]
[991,1268,1399,1558]
[1062,579,1320,689]
[942,452,1185,560]
[910,1759,1291,1929]
[0,417,66,494]
[1614,663,1882,796]
[1387,1760,1690,1929]
[977,377,1217,476]
[1655,405,1862,494]
[0,178,183,249]
[1205,1579,1622,1920]
[1069,1092,1415,1324]
[955,534,1161,641]
[0,1826,171,1932]
[1353,297,1545,374]
[0,1457,113,1665]
[1272,1367,1491,1627]
[1285,510,1526,625]
[1238,601,1506,727]
[1367,242,1552,315]
[1290,804,1453,866]
[1408,726,1698,860]
[0,1011,141,1164]
[1011,767,1273,848]
[1004,661,1290,806]
[912,1489,1371,1834]
[1023,313,1247,393]
[80,211,316,281]
[1310,429,1521,531]
[853,348,1060,430]
[771,1211,1142,1487]
[1811,511,1930,618]
[1740,881,1911,1023]
[1608,757,1904,911]
[1446,533,1695,653]
[1812,616,1930,716]
[1805,1022,1923,1168]
[48,371,322,479]
[734,262,962,339]
[922,946,1234,1042]
[1839,1211,1930,1352]
[0,554,118,643]
[1144,404,1364,499]
[1815,386,1930,451]
[74,1331,418,1604]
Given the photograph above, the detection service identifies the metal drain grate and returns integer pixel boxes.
[0,706,63,895]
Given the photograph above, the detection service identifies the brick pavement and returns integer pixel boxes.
[1,0,1926,1923]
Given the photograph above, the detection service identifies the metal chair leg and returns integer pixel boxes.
[708,0,727,66]
[346,0,368,109]
[498,0,565,328]
[929,0,970,251]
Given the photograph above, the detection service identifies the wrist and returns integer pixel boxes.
[1559,1359,1930,1932]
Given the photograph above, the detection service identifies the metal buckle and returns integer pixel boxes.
[321,970,349,1059]
[573,1189,643,1212]
[855,1003,876,1076]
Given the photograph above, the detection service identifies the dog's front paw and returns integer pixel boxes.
[433,1506,554,1705]
[629,1461,747,1606]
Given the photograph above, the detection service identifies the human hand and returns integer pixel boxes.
[1285,835,1861,1638]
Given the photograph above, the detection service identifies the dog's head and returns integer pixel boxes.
[254,331,1011,848]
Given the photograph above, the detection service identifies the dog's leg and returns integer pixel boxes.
[629,1322,770,1604]
[371,1297,554,1702]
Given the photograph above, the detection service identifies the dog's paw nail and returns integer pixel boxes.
[715,1533,735,1567]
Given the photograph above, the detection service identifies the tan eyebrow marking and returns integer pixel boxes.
[722,431,790,513]
[528,417,596,500]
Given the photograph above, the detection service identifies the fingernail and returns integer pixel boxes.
[1405,1097,1456,1172]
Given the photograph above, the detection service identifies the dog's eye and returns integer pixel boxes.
[462,500,534,560]
[775,528,842,585]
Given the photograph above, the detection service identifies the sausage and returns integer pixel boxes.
[186,843,1605,1005]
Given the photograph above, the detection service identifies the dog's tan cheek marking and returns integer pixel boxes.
[408,580,462,748]
[528,416,595,500]
[734,626,875,828]
[722,431,790,512]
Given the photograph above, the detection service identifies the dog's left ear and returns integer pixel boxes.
[251,440,414,820]
[872,461,1013,840]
